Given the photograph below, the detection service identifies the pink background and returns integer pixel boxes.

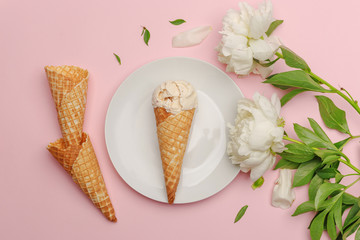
[1,0,360,239]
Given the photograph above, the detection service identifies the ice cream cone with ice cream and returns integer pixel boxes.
[45,65,116,222]
[152,80,198,204]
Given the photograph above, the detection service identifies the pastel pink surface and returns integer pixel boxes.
[1,0,360,239]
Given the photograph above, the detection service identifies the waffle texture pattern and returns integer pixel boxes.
[154,107,195,204]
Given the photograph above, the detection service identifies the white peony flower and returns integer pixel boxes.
[272,169,296,209]
[216,0,281,78]
[227,92,286,182]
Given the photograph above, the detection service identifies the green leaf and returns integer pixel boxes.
[343,193,358,205]
[169,19,186,25]
[314,149,340,160]
[265,70,328,92]
[309,174,324,201]
[344,200,360,228]
[316,96,350,134]
[316,168,338,179]
[280,143,315,163]
[308,118,333,144]
[234,205,248,223]
[113,53,121,65]
[323,155,341,165]
[294,124,337,150]
[141,27,150,46]
[335,173,344,183]
[252,177,264,190]
[274,158,300,170]
[310,210,328,240]
[292,201,315,216]
[265,19,283,36]
[280,88,307,106]
[273,84,291,90]
[334,137,351,149]
[293,158,321,187]
[327,211,337,240]
[343,218,360,239]
[280,46,311,72]
[314,183,344,210]
[333,196,343,232]
[355,226,360,240]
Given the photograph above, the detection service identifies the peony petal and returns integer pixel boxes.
[252,62,274,78]
[271,93,281,116]
[271,141,286,153]
[241,150,269,168]
[249,152,275,181]
[249,38,275,61]
[272,169,296,209]
[221,34,248,56]
[248,0,273,39]
[172,26,212,48]
[230,47,254,75]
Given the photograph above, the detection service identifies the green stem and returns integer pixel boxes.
[339,158,360,174]
[309,72,360,115]
[339,135,360,150]
[345,177,360,190]
[343,173,360,177]
[283,135,303,144]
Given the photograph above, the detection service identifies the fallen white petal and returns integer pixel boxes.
[172,26,212,48]
[272,169,296,209]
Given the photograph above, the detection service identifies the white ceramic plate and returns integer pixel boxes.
[105,57,243,204]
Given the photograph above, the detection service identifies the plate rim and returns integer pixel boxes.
[105,56,243,204]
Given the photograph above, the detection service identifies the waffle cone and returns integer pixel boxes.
[45,65,116,222]
[154,107,195,204]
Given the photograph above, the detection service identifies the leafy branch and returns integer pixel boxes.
[267,46,360,240]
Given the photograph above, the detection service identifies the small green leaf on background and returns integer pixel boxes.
[252,177,264,190]
[113,53,121,65]
[293,158,321,187]
[316,96,350,134]
[141,27,151,46]
[265,20,284,37]
[234,205,248,223]
[280,88,307,106]
[169,19,186,25]
[265,70,328,92]
[314,182,344,210]
[274,158,300,170]
[280,45,311,72]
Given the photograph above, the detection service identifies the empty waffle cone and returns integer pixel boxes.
[154,107,195,204]
[48,133,116,221]
[45,65,116,222]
